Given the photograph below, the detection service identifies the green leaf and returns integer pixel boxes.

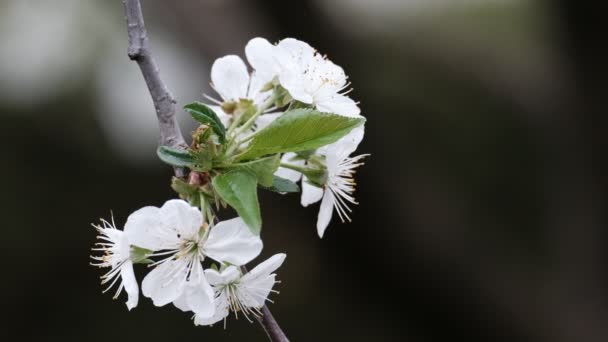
[239,108,364,160]
[191,149,213,172]
[262,175,300,193]
[171,177,198,198]
[223,154,280,187]
[212,170,261,234]
[157,146,194,168]
[184,102,226,143]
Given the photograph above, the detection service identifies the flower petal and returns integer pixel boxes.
[254,112,281,131]
[276,38,315,68]
[325,125,365,164]
[211,55,250,102]
[141,259,188,307]
[124,206,179,251]
[316,94,361,117]
[241,253,286,283]
[194,292,229,326]
[241,274,276,308]
[204,266,241,286]
[120,261,139,311]
[301,178,324,207]
[159,199,202,240]
[245,37,278,84]
[316,190,335,238]
[204,217,263,266]
[278,69,313,104]
[185,279,215,317]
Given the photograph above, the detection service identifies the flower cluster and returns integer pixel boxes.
[92,199,285,326]
[92,37,368,330]
[205,37,368,237]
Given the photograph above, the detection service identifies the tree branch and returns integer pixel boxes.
[241,265,290,342]
[122,0,187,177]
[121,1,289,340]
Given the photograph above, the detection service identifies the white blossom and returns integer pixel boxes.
[246,37,360,117]
[206,55,280,131]
[124,199,263,318]
[91,217,139,310]
[194,254,286,327]
[276,126,367,237]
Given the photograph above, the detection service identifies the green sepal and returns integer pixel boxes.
[262,175,301,193]
[171,177,199,198]
[130,246,153,264]
[191,149,213,172]
[295,149,316,160]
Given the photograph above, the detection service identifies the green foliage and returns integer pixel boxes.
[222,154,280,187]
[212,170,262,234]
[262,176,301,193]
[191,149,213,172]
[238,109,365,160]
[130,246,154,264]
[184,102,226,143]
[157,146,194,168]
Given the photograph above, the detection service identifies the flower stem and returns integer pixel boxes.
[233,96,276,138]
[279,163,309,174]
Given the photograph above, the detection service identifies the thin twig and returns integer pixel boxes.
[121,1,289,340]
[122,0,187,177]
[241,265,290,342]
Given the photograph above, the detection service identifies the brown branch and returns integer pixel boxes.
[122,0,187,177]
[241,265,290,342]
[121,1,289,340]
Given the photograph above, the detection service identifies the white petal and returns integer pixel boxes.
[316,94,361,117]
[171,263,212,315]
[301,178,324,207]
[326,125,365,164]
[141,259,187,307]
[124,206,178,251]
[211,55,250,102]
[204,217,263,266]
[254,112,281,131]
[316,190,335,238]
[120,261,139,311]
[278,69,313,104]
[245,37,278,84]
[248,72,273,105]
[184,277,215,317]
[159,199,202,240]
[241,253,286,283]
[194,292,229,326]
[241,274,276,308]
[204,266,241,286]
[276,38,315,67]
[275,153,304,183]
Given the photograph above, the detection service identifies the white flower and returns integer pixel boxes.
[246,37,360,117]
[124,199,263,318]
[194,254,287,327]
[91,217,139,310]
[206,55,280,131]
[315,126,368,237]
[275,126,367,238]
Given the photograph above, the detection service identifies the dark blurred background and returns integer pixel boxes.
[1,0,607,341]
